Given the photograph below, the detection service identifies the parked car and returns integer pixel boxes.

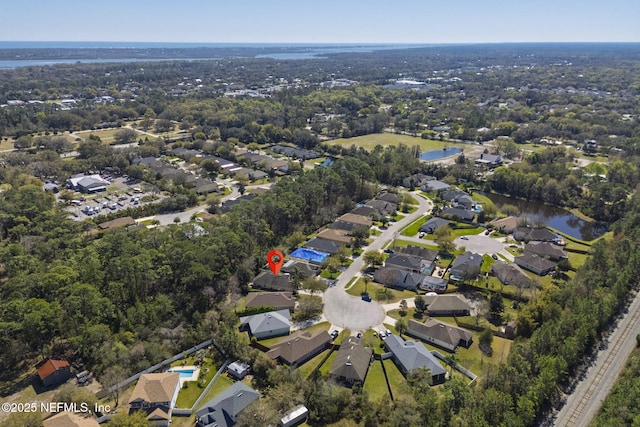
[331,330,339,339]
[418,232,425,238]
[361,294,372,302]
[492,254,499,260]
[356,333,362,338]
[461,236,469,240]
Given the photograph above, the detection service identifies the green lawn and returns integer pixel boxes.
[319,350,339,377]
[363,360,390,401]
[400,215,428,236]
[382,359,414,402]
[362,329,387,355]
[175,360,218,408]
[392,239,440,252]
[196,375,234,410]
[330,133,449,151]
[346,278,416,303]
[298,349,332,379]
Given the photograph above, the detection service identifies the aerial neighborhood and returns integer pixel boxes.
[1,41,638,427]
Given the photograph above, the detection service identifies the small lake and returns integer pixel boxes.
[479,192,608,241]
[419,147,463,161]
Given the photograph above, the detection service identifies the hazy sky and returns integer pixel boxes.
[3,0,639,44]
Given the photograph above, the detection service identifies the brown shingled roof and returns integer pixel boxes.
[266,330,331,365]
[128,372,180,405]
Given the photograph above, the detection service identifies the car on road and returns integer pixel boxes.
[461,236,469,240]
[361,294,372,302]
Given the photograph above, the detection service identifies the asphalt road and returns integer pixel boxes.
[322,192,432,331]
[553,290,640,426]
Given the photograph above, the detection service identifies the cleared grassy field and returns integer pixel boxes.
[330,133,448,151]
[75,128,146,144]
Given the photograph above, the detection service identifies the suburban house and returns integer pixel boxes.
[406,319,473,352]
[441,189,474,210]
[195,382,260,427]
[491,261,534,288]
[245,292,295,311]
[251,271,296,292]
[266,330,331,366]
[377,192,403,204]
[449,252,483,282]
[475,153,503,167]
[383,334,447,384]
[513,227,559,243]
[490,216,520,234]
[351,205,380,218]
[191,178,219,195]
[42,411,100,427]
[421,180,450,193]
[524,241,568,260]
[128,372,181,427]
[365,199,397,216]
[329,337,373,387]
[316,228,353,246]
[419,275,449,292]
[395,245,438,262]
[304,237,341,254]
[281,260,321,278]
[37,359,72,387]
[441,207,475,222]
[374,267,424,291]
[419,217,451,234]
[67,174,109,193]
[227,360,251,380]
[221,194,257,213]
[385,253,435,274]
[335,213,373,228]
[403,173,436,188]
[515,253,557,276]
[425,294,472,316]
[240,309,291,340]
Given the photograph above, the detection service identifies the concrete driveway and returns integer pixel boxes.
[455,234,504,255]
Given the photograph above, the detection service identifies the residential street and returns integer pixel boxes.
[553,290,640,426]
[322,192,432,331]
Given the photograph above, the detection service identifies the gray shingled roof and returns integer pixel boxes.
[384,334,446,376]
[195,382,259,427]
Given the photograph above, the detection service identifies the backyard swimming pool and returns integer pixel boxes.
[290,248,330,263]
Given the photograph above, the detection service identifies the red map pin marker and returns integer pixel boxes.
[267,249,284,276]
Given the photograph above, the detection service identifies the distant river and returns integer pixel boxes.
[479,191,608,241]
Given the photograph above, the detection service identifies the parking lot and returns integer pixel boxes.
[63,177,165,221]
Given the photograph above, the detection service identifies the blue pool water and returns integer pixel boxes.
[168,369,195,378]
[290,248,329,263]
[420,147,463,161]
